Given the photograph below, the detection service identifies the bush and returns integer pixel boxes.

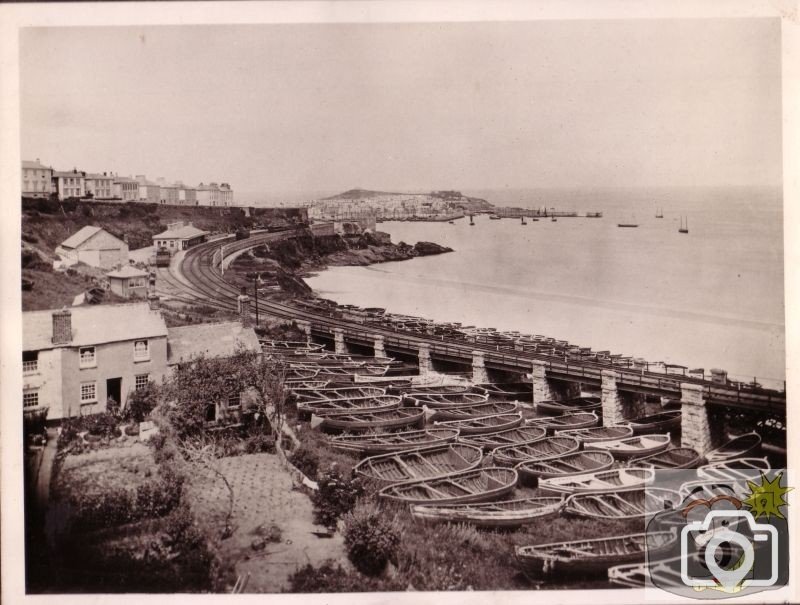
[288,444,320,479]
[343,501,401,576]
[125,383,159,423]
[83,412,120,437]
[244,433,276,454]
[311,466,363,529]
[287,561,400,593]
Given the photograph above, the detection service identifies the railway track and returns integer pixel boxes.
[170,232,786,414]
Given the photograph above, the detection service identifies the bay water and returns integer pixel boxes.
[304,187,785,388]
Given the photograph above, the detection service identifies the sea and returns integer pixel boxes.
[297,186,784,389]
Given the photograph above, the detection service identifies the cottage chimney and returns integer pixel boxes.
[52,308,72,345]
[238,292,251,328]
[148,293,160,310]
[36,157,40,163]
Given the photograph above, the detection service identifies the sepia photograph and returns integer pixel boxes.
[1,1,797,603]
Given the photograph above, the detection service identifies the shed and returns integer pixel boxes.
[106,265,149,298]
[55,226,129,269]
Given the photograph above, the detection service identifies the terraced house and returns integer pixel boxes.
[22,303,170,421]
[21,159,54,198]
[53,169,86,200]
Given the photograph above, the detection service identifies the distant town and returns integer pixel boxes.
[21,158,234,206]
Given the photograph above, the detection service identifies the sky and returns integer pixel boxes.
[20,19,782,197]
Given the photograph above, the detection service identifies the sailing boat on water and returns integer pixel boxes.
[521,216,527,225]
[679,216,689,234]
[551,208,557,222]
[656,208,664,218]
[469,214,475,226]
[618,213,639,228]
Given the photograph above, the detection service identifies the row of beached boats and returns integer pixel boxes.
[268,341,773,584]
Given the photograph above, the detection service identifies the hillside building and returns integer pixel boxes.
[56,226,129,269]
[21,159,54,198]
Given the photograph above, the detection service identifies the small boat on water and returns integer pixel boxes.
[656,208,664,219]
[473,382,533,402]
[379,467,518,505]
[629,447,703,469]
[492,436,580,467]
[627,411,681,436]
[327,427,460,455]
[585,434,671,460]
[536,396,601,415]
[703,432,762,464]
[317,406,425,433]
[538,467,654,495]
[555,425,633,445]
[697,457,771,482]
[516,450,615,484]
[354,443,483,484]
[521,217,527,225]
[617,222,638,228]
[404,392,489,408]
[515,531,677,577]
[429,400,520,422]
[679,216,689,233]
[526,411,600,433]
[458,425,547,450]
[434,412,523,435]
[489,214,501,220]
[563,487,680,521]
[298,395,401,419]
[411,496,563,528]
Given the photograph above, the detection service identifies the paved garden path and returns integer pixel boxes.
[190,453,348,593]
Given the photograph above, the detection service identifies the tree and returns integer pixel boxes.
[161,347,287,442]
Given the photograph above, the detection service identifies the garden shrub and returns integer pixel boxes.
[288,444,320,479]
[244,433,276,454]
[83,412,120,437]
[287,561,401,593]
[311,466,363,529]
[343,501,401,576]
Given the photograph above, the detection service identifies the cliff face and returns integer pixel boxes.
[228,229,452,300]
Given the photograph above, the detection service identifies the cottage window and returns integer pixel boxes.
[79,346,96,368]
[23,350,38,374]
[135,374,149,391]
[23,390,39,409]
[205,403,217,423]
[133,340,149,361]
[80,381,97,403]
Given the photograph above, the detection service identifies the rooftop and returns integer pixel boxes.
[152,224,209,240]
[59,225,109,249]
[22,160,51,170]
[106,265,149,279]
[23,303,168,351]
[167,321,261,364]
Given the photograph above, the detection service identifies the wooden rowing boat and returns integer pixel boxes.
[703,432,762,464]
[379,467,518,505]
[515,530,677,577]
[327,428,460,455]
[526,412,600,433]
[434,412,524,435]
[411,496,563,528]
[285,379,329,390]
[585,434,671,459]
[697,457,771,482]
[627,411,681,436]
[388,385,472,396]
[293,385,386,403]
[317,407,426,433]
[404,392,489,408]
[354,444,483,483]
[563,487,680,520]
[629,447,703,469]
[516,451,615,484]
[298,395,401,419]
[538,467,655,495]
[536,396,601,415]
[555,425,633,445]
[429,401,520,421]
[458,426,547,450]
[473,382,534,402]
[608,562,649,588]
[491,436,580,467]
